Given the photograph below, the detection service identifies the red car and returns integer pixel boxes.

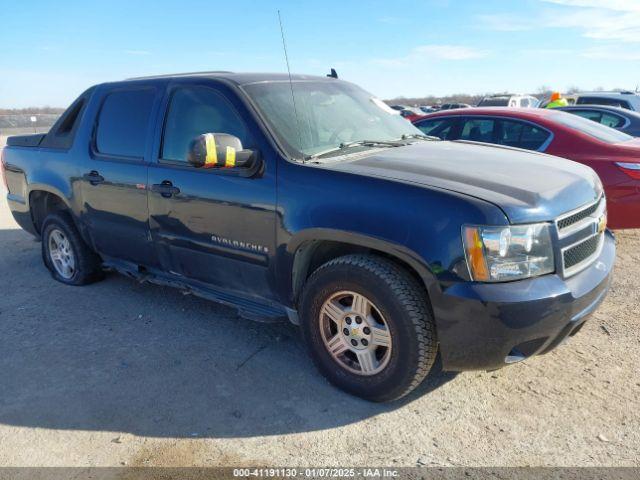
[413,108,640,229]
[399,108,426,123]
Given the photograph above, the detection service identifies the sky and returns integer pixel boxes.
[1,0,640,108]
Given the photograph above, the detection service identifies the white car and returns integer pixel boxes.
[477,94,540,108]
[571,91,640,111]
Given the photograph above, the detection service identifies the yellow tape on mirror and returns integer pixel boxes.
[225,146,236,168]
[204,133,218,167]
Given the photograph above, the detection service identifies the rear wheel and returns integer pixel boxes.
[300,254,438,402]
[41,212,103,285]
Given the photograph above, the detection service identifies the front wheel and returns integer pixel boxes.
[300,254,438,402]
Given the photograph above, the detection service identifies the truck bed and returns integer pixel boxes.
[6,133,46,148]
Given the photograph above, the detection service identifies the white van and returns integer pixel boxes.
[477,94,540,108]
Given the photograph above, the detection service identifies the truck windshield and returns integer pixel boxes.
[242,80,424,158]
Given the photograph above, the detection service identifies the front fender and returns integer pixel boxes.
[286,227,439,298]
[274,160,509,308]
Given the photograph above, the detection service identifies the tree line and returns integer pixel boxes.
[0,107,65,115]
[384,86,630,107]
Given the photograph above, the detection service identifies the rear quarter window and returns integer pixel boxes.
[40,88,94,150]
[95,88,156,158]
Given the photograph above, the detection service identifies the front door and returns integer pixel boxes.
[80,85,160,267]
[147,82,277,299]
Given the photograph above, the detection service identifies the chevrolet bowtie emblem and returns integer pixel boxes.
[597,213,607,234]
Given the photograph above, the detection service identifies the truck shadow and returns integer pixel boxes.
[0,227,457,439]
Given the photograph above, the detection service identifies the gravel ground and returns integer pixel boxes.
[0,186,638,468]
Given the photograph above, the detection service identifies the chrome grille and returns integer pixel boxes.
[557,201,600,230]
[563,235,600,270]
[556,195,606,277]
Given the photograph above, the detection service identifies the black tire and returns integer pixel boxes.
[41,211,103,285]
[300,254,438,402]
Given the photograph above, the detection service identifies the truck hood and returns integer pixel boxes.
[324,141,602,224]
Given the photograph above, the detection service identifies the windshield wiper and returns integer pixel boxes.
[305,140,405,160]
[399,133,441,141]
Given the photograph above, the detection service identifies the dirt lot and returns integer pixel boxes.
[0,185,638,468]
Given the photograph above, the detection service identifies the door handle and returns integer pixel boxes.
[83,170,104,185]
[151,181,180,198]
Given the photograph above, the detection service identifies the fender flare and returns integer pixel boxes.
[25,183,77,236]
[285,228,440,302]
[27,183,74,210]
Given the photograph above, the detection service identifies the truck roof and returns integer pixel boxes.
[575,91,639,98]
[123,71,337,85]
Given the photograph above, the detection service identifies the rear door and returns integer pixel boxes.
[147,81,277,299]
[79,84,162,267]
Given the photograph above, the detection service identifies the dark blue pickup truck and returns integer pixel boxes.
[2,72,614,401]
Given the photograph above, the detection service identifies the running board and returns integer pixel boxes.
[102,258,287,323]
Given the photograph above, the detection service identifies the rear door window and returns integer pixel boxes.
[459,118,496,143]
[497,119,551,151]
[519,123,551,150]
[415,118,457,140]
[600,112,626,128]
[96,88,156,158]
[497,120,524,148]
[571,109,603,123]
[571,109,626,129]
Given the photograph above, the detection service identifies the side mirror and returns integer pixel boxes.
[187,133,258,170]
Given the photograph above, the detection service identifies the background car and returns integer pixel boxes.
[478,94,540,108]
[556,105,640,137]
[419,105,436,114]
[570,91,640,111]
[399,107,425,122]
[413,107,640,229]
[439,103,471,110]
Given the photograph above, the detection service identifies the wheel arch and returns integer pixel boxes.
[287,228,439,307]
[28,187,72,235]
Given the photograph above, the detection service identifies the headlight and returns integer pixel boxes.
[462,223,554,282]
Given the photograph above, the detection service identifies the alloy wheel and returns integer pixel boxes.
[319,290,392,375]
[48,228,76,279]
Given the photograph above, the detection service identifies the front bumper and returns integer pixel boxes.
[433,230,615,371]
